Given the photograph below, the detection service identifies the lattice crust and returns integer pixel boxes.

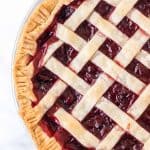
[14,0,150,149]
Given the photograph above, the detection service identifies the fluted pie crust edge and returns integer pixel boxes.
[13,0,72,149]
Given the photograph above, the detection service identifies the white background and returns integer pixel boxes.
[0,0,41,149]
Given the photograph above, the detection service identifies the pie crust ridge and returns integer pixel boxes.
[13,0,72,149]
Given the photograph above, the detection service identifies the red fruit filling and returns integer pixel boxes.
[113,133,143,150]
[99,38,121,59]
[53,43,78,66]
[32,67,58,102]
[135,0,150,17]
[82,107,115,140]
[76,20,98,41]
[104,82,138,111]
[126,59,150,84]
[95,0,114,19]
[78,61,102,85]
[56,86,82,112]
[117,17,139,37]
[137,105,150,133]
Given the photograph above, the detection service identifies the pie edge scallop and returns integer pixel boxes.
[13,0,73,149]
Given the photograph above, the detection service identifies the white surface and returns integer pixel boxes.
[0,1,40,150]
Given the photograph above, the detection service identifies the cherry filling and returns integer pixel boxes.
[39,115,59,136]
[53,43,78,66]
[137,105,150,133]
[69,0,86,8]
[95,0,114,19]
[32,0,149,149]
[99,38,121,59]
[104,82,138,112]
[32,67,58,101]
[143,39,150,53]
[56,5,75,23]
[75,21,98,41]
[40,110,89,150]
[37,5,75,48]
[78,61,102,85]
[113,133,143,150]
[36,25,57,49]
[33,4,76,74]
[135,0,150,17]
[117,17,139,37]
[33,44,48,72]
[55,128,89,150]
[126,59,150,84]
[31,4,79,103]
[56,86,82,112]
[37,0,86,48]
[82,107,115,140]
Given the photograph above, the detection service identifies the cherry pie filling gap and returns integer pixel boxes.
[29,0,150,149]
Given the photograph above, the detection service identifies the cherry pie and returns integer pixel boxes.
[14,0,150,149]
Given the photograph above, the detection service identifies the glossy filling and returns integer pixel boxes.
[143,39,150,53]
[75,20,98,41]
[135,0,150,17]
[95,0,114,19]
[36,0,85,47]
[56,86,82,112]
[126,59,150,84]
[32,67,58,101]
[104,82,138,112]
[40,113,89,150]
[82,107,115,140]
[99,38,121,59]
[137,105,150,132]
[117,17,139,37]
[78,61,102,85]
[31,0,150,149]
[36,4,75,49]
[113,133,143,150]
[53,43,78,66]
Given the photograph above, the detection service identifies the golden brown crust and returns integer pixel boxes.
[13,0,72,149]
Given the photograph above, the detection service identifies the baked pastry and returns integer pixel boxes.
[13,0,150,149]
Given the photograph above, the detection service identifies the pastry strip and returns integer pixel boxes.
[128,9,150,35]
[96,85,150,149]
[72,74,113,121]
[136,50,150,69]
[92,51,145,94]
[89,12,128,46]
[70,33,105,72]
[114,30,149,67]
[56,23,86,51]
[45,57,90,95]
[64,0,100,30]
[96,97,150,143]
[110,0,138,24]
[54,108,100,148]
[34,80,67,119]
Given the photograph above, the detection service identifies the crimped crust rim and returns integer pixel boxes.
[13,0,72,149]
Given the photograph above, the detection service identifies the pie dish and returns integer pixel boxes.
[13,0,150,149]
